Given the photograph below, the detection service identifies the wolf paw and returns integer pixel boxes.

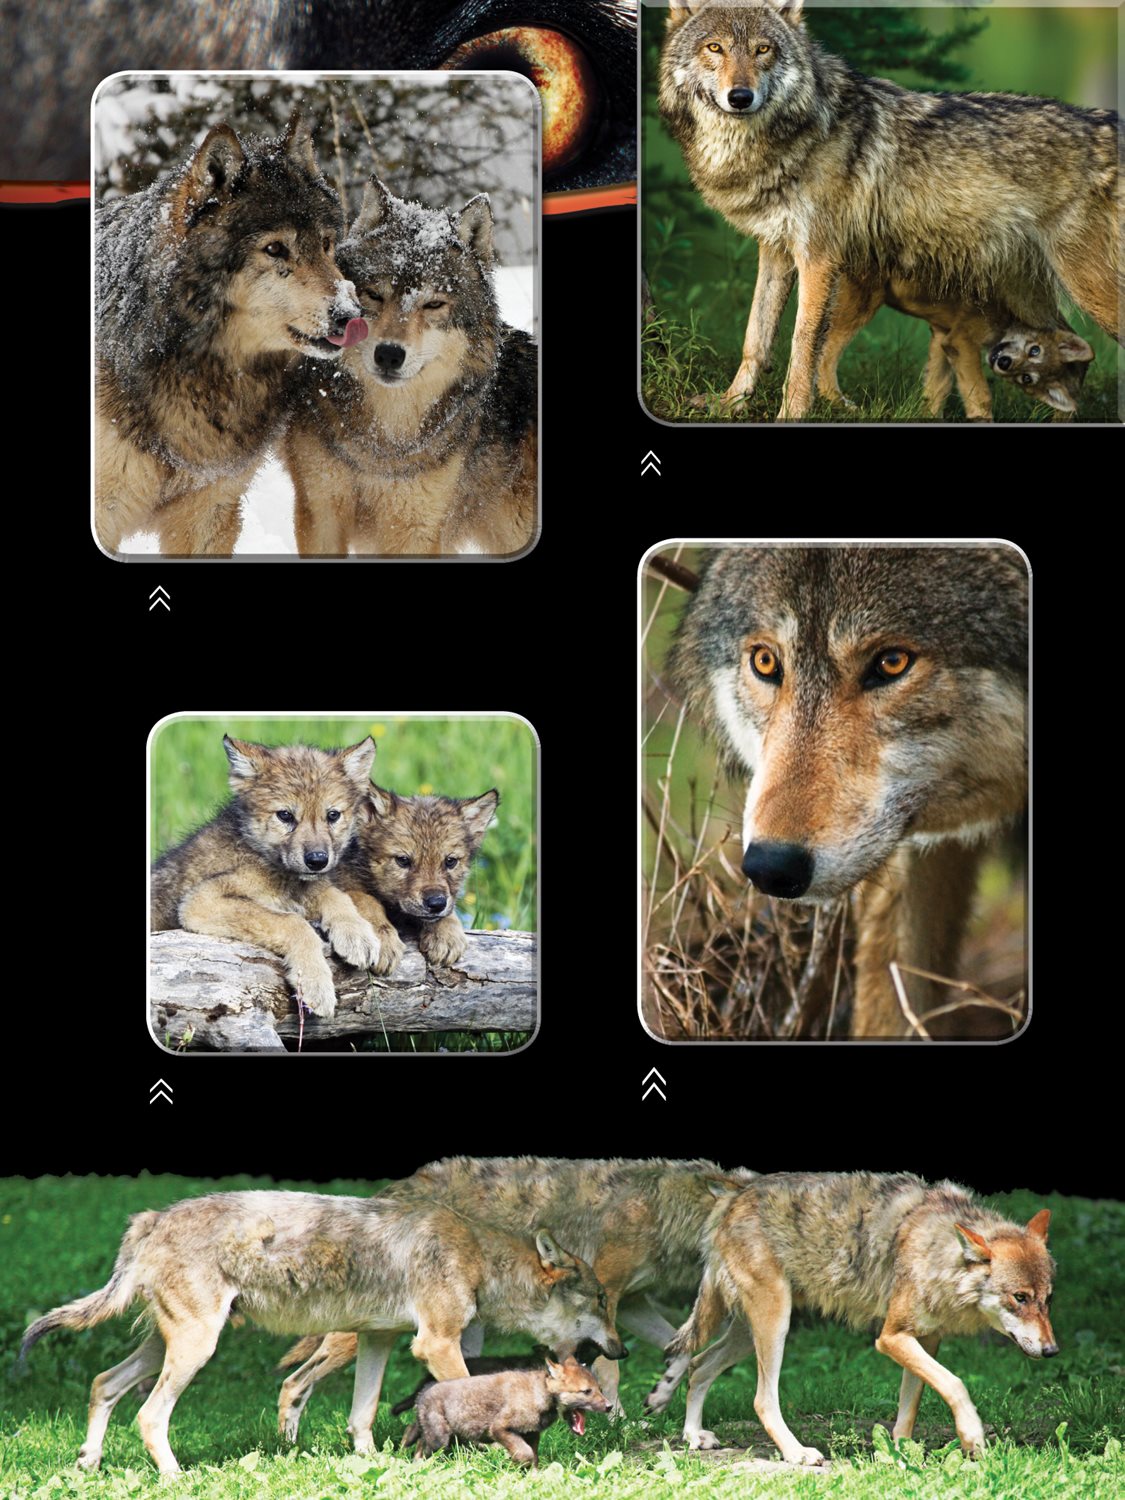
[685,1429,723,1451]
[328,916,381,970]
[293,959,337,1018]
[419,920,466,968]
[782,1445,825,1466]
[370,927,406,975]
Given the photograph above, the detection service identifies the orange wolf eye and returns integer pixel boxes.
[706,42,723,54]
[756,44,770,55]
[867,649,915,686]
[749,645,780,681]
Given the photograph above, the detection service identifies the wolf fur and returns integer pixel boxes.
[665,1173,1057,1459]
[151,735,381,1018]
[668,544,1028,1037]
[95,111,363,555]
[275,1157,754,1433]
[402,1356,610,1466]
[659,0,1121,418]
[20,1190,624,1474]
[283,178,537,556]
[330,786,499,973]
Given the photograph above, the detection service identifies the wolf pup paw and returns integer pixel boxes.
[326,916,382,971]
[418,917,467,968]
[292,957,338,1018]
[370,926,406,975]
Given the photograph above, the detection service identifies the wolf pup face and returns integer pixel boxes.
[988,327,1093,415]
[339,177,498,386]
[358,787,499,920]
[223,735,376,878]
[544,1357,611,1435]
[663,0,806,120]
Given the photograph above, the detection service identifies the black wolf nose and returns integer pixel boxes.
[423,893,448,914]
[996,354,1012,371]
[305,850,330,871]
[1042,1343,1060,1358]
[727,88,755,110]
[374,342,406,372]
[742,842,814,899]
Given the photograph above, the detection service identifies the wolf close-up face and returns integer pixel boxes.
[988,326,1095,414]
[660,0,805,121]
[354,787,500,923]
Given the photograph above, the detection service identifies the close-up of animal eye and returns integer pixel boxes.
[263,241,289,259]
[1029,345,1041,356]
[1013,1292,1028,1303]
[423,299,447,310]
[361,288,384,304]
[749,644,781,681]
[444,855,459,869]
[1022,373,1034,384]
[394,854,413,869]
[706,42,723,54]
[276,809,295,824]
[866,649,915,686]
[326,809,341,823]
[756,43,771,55]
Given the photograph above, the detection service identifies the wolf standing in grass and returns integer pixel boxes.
[151,736,381,1017]
[663,1173,1057,1460]
[669,544,1028,1037]
[658,0,1121,419]
[96,110,365,555]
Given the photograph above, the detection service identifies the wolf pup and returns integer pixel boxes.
[332,786,500,972]
[666,1173,1057,1460]
[283,178,537,556]
[659,1,1121,419]
[403,1356,610,1467]
[987,326,1095,416]
[151,736,381,1018]
[669,544,1028,1037]
[95,110,365,556]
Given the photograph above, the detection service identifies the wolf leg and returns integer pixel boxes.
[922,331,956,418]
[875,1327,984,1456]
[411,1323,471,1382]
[723,244,795,407]
[940,333,991,421]
[344,892,406,975]
[285,428,354,556]
[679,1316,755,1450]
[778,256,839,420]
[817,275,881,406]
[892,1333,940,1440]
[77,1333,164,1471]
[739,1275,823,1464]
[492,1427,538,1466]
[346,1331,397,1455]
[154,476,246,556]
[278,1332,359,1441]
[418,913,467,967]
[305,883,382,971]
[137,1303,229,1474]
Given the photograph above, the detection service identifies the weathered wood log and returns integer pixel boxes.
[150,929,537,1051]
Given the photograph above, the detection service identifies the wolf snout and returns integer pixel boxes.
[599,1338,628,1360]
[304,849,330,872]
[727,88,756,111]
[373,342,407,374]
[1041,1343,1060,1358]
[741,841,814,899]
[422,892,449,915]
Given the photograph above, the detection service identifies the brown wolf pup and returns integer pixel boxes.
[666,1173,1057,1460]
[151,736,381,1018]
[403,1356,610,1467]
[333,786,500,972]
[20,1191,625,1475]
[390,1353,550,1416]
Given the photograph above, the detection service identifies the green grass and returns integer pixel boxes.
[3,1177,1122,1498]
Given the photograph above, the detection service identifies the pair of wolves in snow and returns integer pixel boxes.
[657,0,1121,419]
[23,1161,1057,1474]
[95,110,536,556]
[151,733,499,1019]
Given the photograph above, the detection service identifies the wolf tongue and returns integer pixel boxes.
[327,318,368,348]
[570,1410,585,1436]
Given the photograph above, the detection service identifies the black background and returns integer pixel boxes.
[6,197,1115,1206]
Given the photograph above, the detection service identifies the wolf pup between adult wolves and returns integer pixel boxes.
[95,110,366,556]
[283,178,537,556]
[662,1173,1057,1459]
[403,1356,610,1467]
[151,736,381,1018]
[330,786,499,972]
[658,1,1121,419]
[276,1157,754,1435]
[20,1191,624,1475]
[668,545,1028,1037]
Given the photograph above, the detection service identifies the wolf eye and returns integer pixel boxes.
[394,855,413,869]
[706,42,723,54]
[866,649,914,686]
[263,242,289,259]
[749,645,781,682]
[361,289,383,305]
[1021,374,1034,384]
[1013,1292,1029,1304]
[423,299,447,310]
[326,810,341,824]
[756,44,771,55]
[444,856,459,869]
[276,809,295,824]
[1029,345,1041,357]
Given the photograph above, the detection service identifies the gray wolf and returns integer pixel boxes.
[276,1157,755,1433]
[402,1356,610,1466]
[658,0,1121,419]
[19,1190,624,1475]
[283,177,537,556]
[816,275,1094,420]
[663,1173,1056,1459]
[332,786,500,972]
[95,111,364,555]
[668,544,1028,1037]
[151,735,381,1018]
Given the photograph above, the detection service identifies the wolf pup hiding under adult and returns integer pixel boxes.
[284,178,537,556]
[669,544,1028,1037]
[658,0,1121,420]
[95,111,365,556]
[662,1173,1056,1460]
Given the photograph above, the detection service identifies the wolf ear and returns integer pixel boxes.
[1055,333,1094,364]
[460,789,500,844]
[667,0,708,29]
[954,1223,993,1263]
[1025,1209,1051,1243]
[455,195,494,267]
[535,1230,578,1274]
[366,784,397,820]
[773,0,806,28]
[339,736,377,786]
[1042,383,1077,413]
[706,1177,741,1199]
[354,177,395,235]
[179,125,245,224]
[282,109,318,173]
[223,734,269,781]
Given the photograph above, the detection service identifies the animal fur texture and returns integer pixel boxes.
[331,786,499,973]
[663,1172,1056,1460]
[151,736,380,1018]
[658,0,1121,418]
[20,1190,624,1474]
[283,178,537,556]
[668,544,1028,1037]
[275,1156,756,1433]
[96,111,363,554]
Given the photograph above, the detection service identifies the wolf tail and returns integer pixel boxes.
[665,1269,727,1359]
[19,1209,160,1362]
[401,1421,421,1451]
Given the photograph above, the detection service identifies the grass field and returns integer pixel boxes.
[3,1177,1121,1498]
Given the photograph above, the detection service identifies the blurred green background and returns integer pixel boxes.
[151,716,537,934]
[641,6,1122,422]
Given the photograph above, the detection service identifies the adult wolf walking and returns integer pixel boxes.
[658,0,1121,418]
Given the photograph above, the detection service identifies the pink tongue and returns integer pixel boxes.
[572,1411,585,1436]
[327,318,368,348]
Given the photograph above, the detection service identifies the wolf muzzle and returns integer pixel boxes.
[742,841,814,899]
